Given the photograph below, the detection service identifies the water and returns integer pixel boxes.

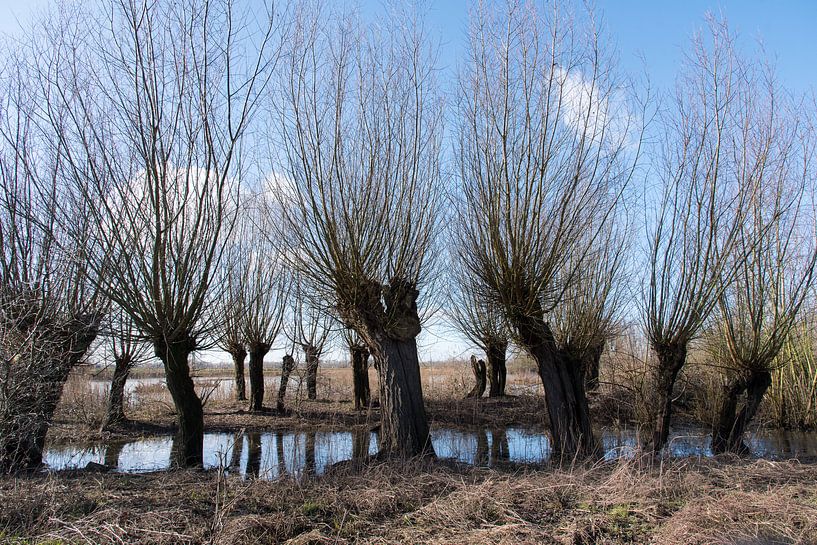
[89,375,300,402]
[43,426,817,478]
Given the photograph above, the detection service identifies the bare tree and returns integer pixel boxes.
[455,1,643,458]
[707,84,817,454]
[449,273,511,397]
[550,221,627,392]
[0,55,104,472]
[643,18,759,452]
[276,4,444,456]
[216,271,248,402]
[99,307,149,431]
[236,193,288,413]
[36,0,285,466]
[287,279,332,401]
[341,327,371,411]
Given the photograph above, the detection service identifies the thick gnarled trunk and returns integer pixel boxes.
[276,354,295,413]
[351,345,370,410]
[465,355,487,398]
[342,280,433,458]
[516,316,597,460]
[155,337,203,468]
[651,343,688,452]
[305,344,319,400]
[486,341,508,397]
[248,342,271,412]
[228,344,247,402]
[713,369,772,454]
[0,313,101,473]
[374,336,434,456]
[100,355,133,431]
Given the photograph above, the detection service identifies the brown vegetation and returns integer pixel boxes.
[2,457,816,544]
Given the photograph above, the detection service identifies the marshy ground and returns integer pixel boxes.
[3,457,816,544]
[4,359,817,544]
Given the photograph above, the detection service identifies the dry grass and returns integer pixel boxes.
[2,457,816,544]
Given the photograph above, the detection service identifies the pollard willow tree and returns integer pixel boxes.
[216,273,248,402]
[277,4,444,456]
[286,279,332,401]
[99,307,149,431]
[0,57,104,472]
[449,272,511,397]
[550,221,627,392]
[708,83,817,454]
[38,0,285,466]
[643,19,759,452]
[235,193,288,413]
[455,1,644,458]
[341,327,372,410]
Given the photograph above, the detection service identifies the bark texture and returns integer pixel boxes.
[0,312,101,473]
[351,344,371,410]
[515,315,597,460]
[304,344,319,400]
[100,354,133,431]
[712,369,772,454]
[248,342,271,412]
[486,341,508,397]
[651,343,688,452]
[276,354,295,413]
[154,336,203,468]
[465,355,487,399]
[341,280,433,458]
[228,343,247,402]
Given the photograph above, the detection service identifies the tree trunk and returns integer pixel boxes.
[248,342,271,412]
[651,343,688,453]
[276,354,295,413]
[516,316,597,460]
[1,313,101,473]
[343,280,433,458]
[154,337,204,468]
[228,343,247,402]
[712,369,772,455]
[582,341,604,392]
[465,355,487,398]
[305,344,319,400]
[100,355,133,431]
[351,345,371,410]
[486,341,508,397]
[373,336,434,457]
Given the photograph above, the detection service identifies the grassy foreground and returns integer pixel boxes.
[2,457,816,544]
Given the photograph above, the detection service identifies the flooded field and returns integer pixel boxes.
[44,426,817,478]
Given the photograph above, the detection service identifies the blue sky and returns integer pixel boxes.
[394,1,817,94]
[3,1,816,95]
[2,0,815,363]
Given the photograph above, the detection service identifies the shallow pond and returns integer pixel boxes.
[44,426,817,479]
